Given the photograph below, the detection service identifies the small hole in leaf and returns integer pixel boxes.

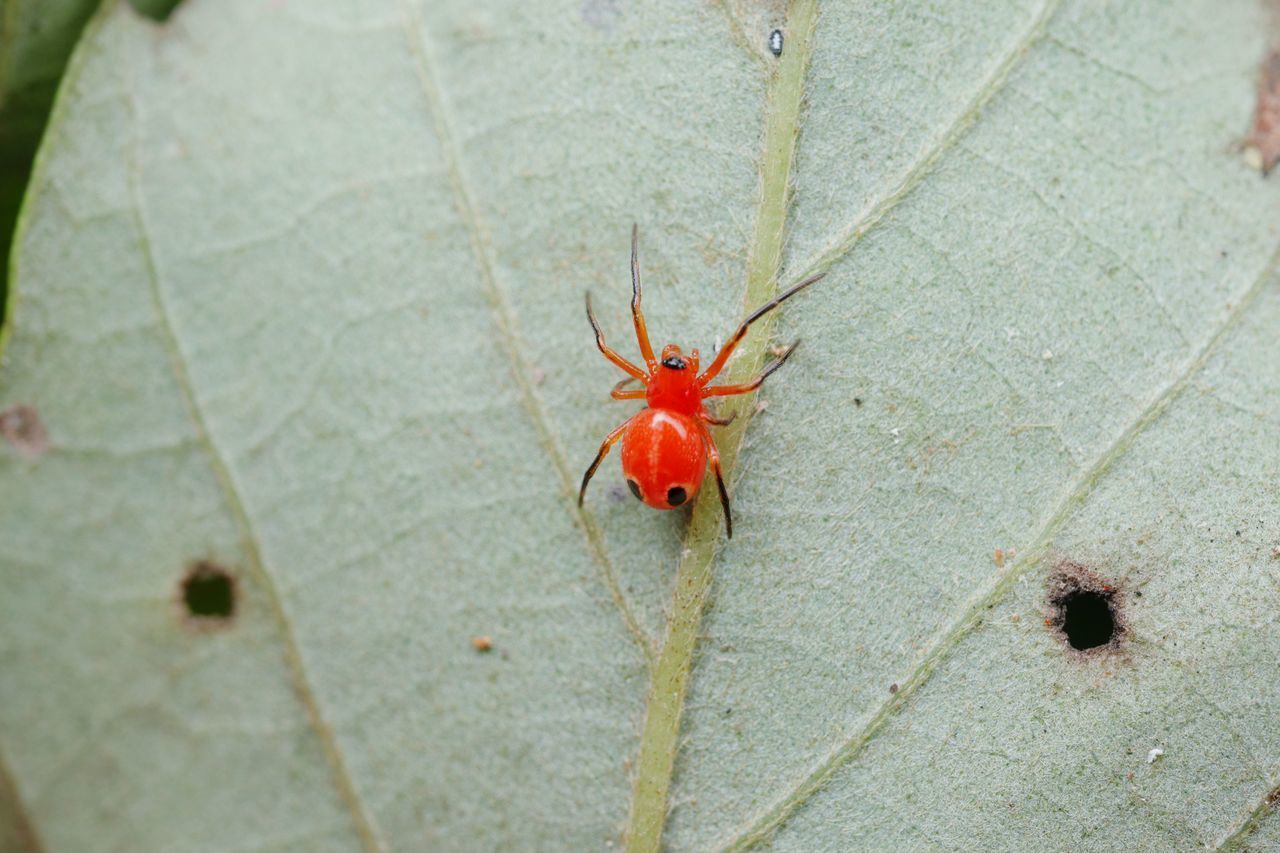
[180,561,237,624]
[1059,590,1115,650]
[1046,562,1125,654]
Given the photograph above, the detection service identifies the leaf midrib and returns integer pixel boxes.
[622,0,820,848]
[620,0,1066,847]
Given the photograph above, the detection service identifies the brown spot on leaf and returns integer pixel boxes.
[1244,51,1280,175]
[471,635,493,652]
[0,404,49,459]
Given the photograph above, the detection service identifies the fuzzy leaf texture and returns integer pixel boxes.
[2,1,1280,850]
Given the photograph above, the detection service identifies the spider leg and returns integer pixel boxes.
[587,292,648,381]
[702,340,800,398]
[698,272,824,385]
[630,223,658,370]
[699,422,732,538]
[611,376,646,400]
[578,416,633,505]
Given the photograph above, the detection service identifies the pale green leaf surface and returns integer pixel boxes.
[673,2,1280,847]
[1,0,1279,850]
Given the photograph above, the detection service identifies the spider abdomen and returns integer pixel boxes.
[620,409,706,510]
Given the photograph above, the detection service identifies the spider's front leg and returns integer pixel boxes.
[586,293,647,381]
[698,272,823,386]
[629,223,658,370]
[701,340,800,398]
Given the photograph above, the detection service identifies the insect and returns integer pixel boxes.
[577,226,823,537]
[768,28,784,57]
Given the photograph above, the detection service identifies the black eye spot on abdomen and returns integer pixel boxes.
[667,486,688,507]
[627,479,643,501]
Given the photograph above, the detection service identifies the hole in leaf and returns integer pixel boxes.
[180,561,237,624]
[1046,562,1125,654]
[1059,590,1115,650]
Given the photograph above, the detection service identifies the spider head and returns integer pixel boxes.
[649,345,703,414]
[659,344,699,373]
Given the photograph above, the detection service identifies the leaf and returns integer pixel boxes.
[2,0,1279,850]
[0,0,98,320]
[0,0,182,315]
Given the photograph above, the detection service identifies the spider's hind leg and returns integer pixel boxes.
[700,423,732,538]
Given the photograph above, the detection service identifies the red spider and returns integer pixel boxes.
[578,226,822,537]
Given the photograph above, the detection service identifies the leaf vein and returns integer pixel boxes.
[785,0,1064,287]
[710,0,769,68]
[397,0,656,665]
[125,83,386,852]
[1217,780,1280,850]
[717,242,1280,850]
